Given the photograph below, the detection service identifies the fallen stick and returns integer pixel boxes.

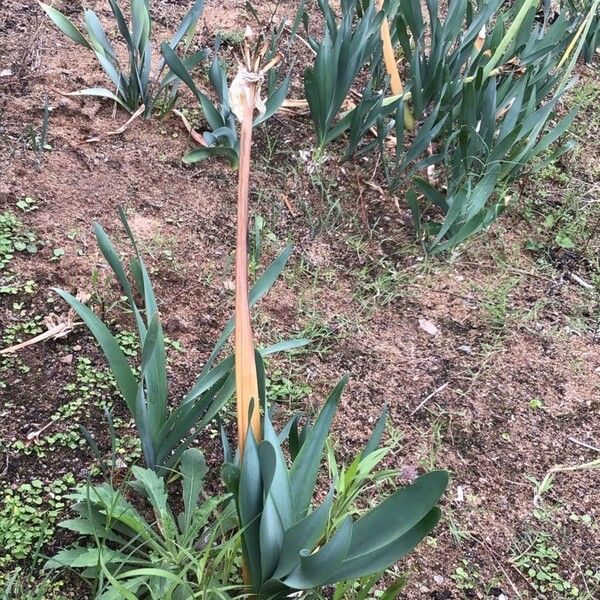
[410,382,449,415]
[0,292,89,355]
[173,109,208,146]
[82,104,146,144]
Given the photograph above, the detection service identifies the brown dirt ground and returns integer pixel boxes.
[1,1,599,599]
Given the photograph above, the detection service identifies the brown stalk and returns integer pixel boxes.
[235,77,262,457]
[377,1,415,130]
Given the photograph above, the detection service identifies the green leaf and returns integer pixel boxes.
[131,0,150,53]
[254,74,290,127]
[361,404,387,458]
[58,518,125,544]
[52,289,137,412]
[168,0,204,50]
[289,376,348,519]
[325,507,442,582]
[180,448,207,531]
[282,517,353,589]
[260,338,311,356]
[345,471,448,560]
[161,42,224,130]
[84,9,117,63]
[39,3,92,49]
[271,489,334,580]
[183,146,239,167]
[238,430,263,586]
[258,414,295,582]
[199,245,293,376]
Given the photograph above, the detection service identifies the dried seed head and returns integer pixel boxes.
[230,67,265,122]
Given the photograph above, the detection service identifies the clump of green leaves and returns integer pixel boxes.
[161,35,290,168]
[0,568,67,600]
[222,373,448,598]
[512,533,582,596]
[55,210,302,471]
[563,0,600,62]
[302,0,386,151]
[46,449,239,599]
[402,0,582,252]
[40,0,207,117]
[304,0,587,252]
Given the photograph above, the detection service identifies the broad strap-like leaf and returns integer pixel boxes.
[324,508,442,583]
[237,430,263,586]
[118,210,168,442]
[281,516,353,590]
[161,48,209,88]
[289,375,348,519]
[183,146,239,168]
[53,289,137,411]
[161,42,224,130]
[107,0,134,48]
[260,338,311,356]
[271,488,334,580]
[258,414,295,583]
[180,448,207,531]
[84,9,118,62]
[94,223,145,335]
[254,74,291,127]
[39,2,92,49]
[168,0,204,50]
[344,471,448,560]
[258,442,286,584]
[158,369,234,468]
[131,0,150,53]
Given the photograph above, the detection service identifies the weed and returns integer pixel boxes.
[478,276,520,332]
[24,95,51,171]
[451,559,481,592]
[0,567,67,600]
[2,315,45,347]
[265,368,311,407]
[0,212,37,272]
[0,473,76,567]
[352,257,409,310]
[529,398,543,410]
[16,197,39,213]
[512,533,583,597]
[49,248,65,262]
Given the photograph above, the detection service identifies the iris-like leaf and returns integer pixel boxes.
[288,376,348,519]
[161,42,226,130]
[271,489,334,581]
[325,507,442,582]
[282,517,353,589]
[345,471,448,560]
[238,430,263,586]
[52,289,137,412]
[84,10,117,62]
[39,3,92,49]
